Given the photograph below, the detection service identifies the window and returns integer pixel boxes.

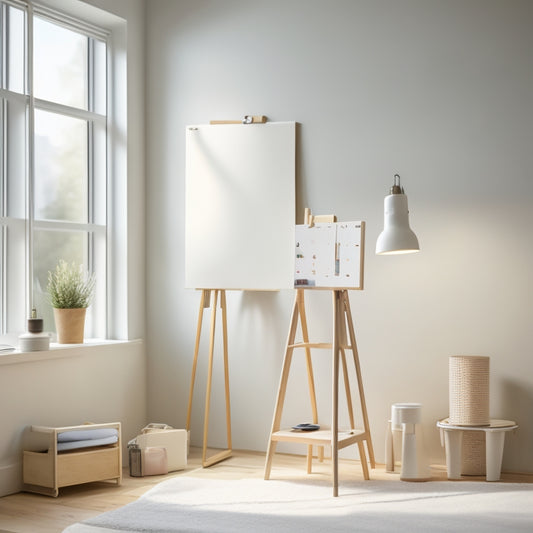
[0,1,109,339]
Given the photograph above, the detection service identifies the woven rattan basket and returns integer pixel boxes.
[461,430,486,475]
[449,355,490,426]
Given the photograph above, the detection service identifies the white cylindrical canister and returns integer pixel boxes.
[18,332,50,352]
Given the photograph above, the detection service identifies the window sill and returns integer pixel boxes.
[0,338,142,366]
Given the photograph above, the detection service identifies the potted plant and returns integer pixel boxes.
[47,260,96,344]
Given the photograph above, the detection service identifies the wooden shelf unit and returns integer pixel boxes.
[264,289,375,496]
[23,423,122,497]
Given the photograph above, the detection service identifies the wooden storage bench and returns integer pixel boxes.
[23,422,122,497]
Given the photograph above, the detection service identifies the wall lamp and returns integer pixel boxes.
[376,174,420,255]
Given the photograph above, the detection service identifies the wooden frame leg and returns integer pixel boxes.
[186,290,209,432]
[221,291,232,453]
[340,349,355,428]
[342,290,376,469]
[264,292,300,479]
[297,290,321,472]
[332,290,341,497]
[187,289,232,468]
[202,290,232,467]
[358,441,370,480]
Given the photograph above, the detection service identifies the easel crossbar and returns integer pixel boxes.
[289,342,354,350]
[289,342,332,349]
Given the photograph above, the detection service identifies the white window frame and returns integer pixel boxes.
[0,0,116,342]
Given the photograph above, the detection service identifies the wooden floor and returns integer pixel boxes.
[0,447,531,533]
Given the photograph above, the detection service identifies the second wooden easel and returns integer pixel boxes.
[264,288,375,496]
[186,289,232,467]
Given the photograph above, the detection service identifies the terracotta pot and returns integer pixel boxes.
[53,308,87,344]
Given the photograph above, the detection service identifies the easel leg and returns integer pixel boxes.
[297,290,322,471]
[332,291,341,497]
[340,348,355,428]
[202,289,232,467]
[186,290,209,432]
[339,294,368,479]
[264,292,300,480]
[187,289,232,468]
[221,291,232,452]
[358,441,370,480]
[342,290,375,469]
[202,290,219,465]
[337,291,355,429]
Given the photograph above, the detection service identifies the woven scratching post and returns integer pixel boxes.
[449,355,489,426]
[449,355,489,475]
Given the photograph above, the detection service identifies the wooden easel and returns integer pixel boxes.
[264,288,375,496]
[186,289,232,467]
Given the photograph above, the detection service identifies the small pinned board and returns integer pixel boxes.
[294,221,365,289]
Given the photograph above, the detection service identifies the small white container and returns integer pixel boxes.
[393,403,430,481]
[18,332,51,352]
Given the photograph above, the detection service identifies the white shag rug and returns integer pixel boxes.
[63,477,533,533]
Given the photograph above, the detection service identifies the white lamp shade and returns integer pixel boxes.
[376,193,419,255]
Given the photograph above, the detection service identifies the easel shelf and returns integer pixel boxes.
[271,428,367,448]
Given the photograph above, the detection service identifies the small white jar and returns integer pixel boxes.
[18,332,51,352]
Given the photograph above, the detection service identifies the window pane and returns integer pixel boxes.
[93,120,106,224]
[93,38,107,114]
[1,6,110,340]
[33,16,88,109]
[5,99,27,218]
[34,110,88,223]
[0,226,4,334]
[33,229,87,332]
[0,100,3,216]
[7,6,25,93]
[4,220,26,335]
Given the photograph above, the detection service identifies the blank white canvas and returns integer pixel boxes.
[185,122,295,290]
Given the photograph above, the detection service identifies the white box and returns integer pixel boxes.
[135,429,187,472]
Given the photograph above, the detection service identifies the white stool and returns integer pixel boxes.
[386,403,430,481]
[437,419,518,481]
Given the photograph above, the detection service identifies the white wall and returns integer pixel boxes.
[145,0,533,472]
